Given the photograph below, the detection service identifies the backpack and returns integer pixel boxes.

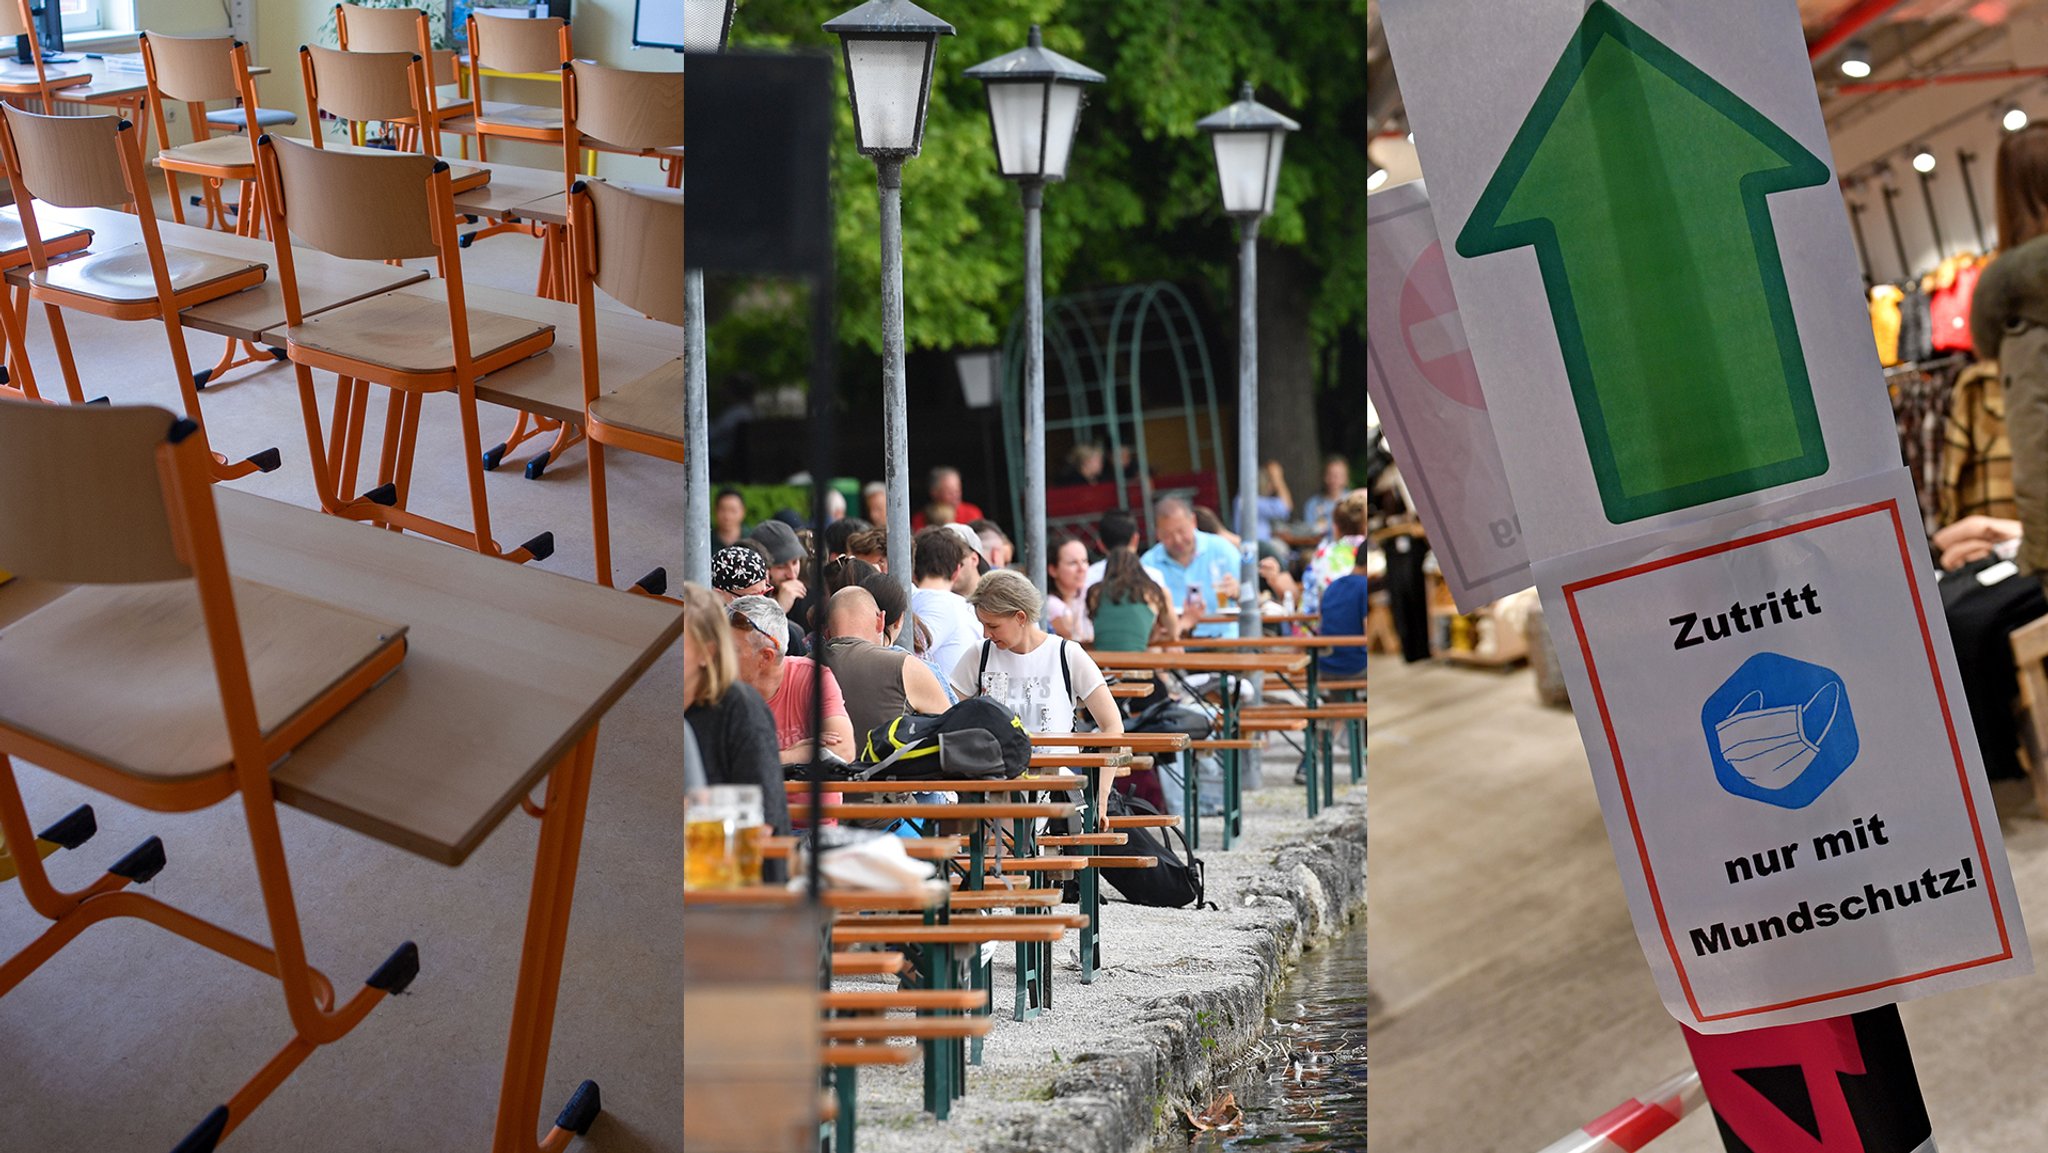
[1097,790,1215,910]
[856,697,1030,781]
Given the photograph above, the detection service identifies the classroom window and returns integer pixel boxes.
[58,0,104,34]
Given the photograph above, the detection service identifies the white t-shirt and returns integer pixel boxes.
[912,587,982,683]
[1084,557,1171,598]
[950,634,1106,737]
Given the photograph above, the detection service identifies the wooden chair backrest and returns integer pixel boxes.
[0,0,32,39]
[580,180,684,326]
[1,105,135,209]
[141,31,245,104]
[335,2,428,55]
[303,44,422,127]
[263,134,442,261]
[468,13,568,75]
[0,399,193,584]
[566,60,683,152]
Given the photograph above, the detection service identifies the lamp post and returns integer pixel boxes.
[824,0,954,590]
[679,0,734,587]
[1197,82,1297,641]
[965,25,1102,597]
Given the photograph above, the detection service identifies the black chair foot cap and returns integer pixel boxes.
[366,940,420,994]
[193,368,212,389]
[364,482,399,507]
[267,346,287,361]
[37,804,96,850]
[521,531,555,562]
[171,1106,229,1153]
[633,568,668,597]
[187,195,205,207]
[110,836,167,884]
[523,451,550,480]
[458,233,475,249]
[87,395,110,405]
[246,447,282,473]
[555,1080,601,1135]
[481,443,507,471]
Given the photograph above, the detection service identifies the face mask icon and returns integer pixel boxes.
[1713,684,1841,791]
[1700,652,1858,810]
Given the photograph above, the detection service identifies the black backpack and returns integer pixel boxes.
[1098,790,1215,910]
[856,697,1031,781]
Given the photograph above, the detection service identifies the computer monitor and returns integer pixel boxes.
[633,0,683,51]
[14,2,61,66]
[450,0,570,48]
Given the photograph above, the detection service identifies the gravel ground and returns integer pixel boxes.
[846,744,1368,1153]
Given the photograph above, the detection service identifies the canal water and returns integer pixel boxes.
[1167,919,1367,1152]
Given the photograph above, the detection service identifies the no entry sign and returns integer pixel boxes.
[1542,471,2029,1030]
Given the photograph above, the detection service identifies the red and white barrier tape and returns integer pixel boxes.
[1534,1070,1705,1153]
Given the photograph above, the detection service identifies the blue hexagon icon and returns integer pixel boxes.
[1701,652,1858,810]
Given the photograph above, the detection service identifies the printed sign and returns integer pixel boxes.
[1366,179,1531,611]
[1538,470,2029,1031]
[1378,0,1901,560]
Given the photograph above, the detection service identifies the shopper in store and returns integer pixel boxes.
[955,570,1124,742]
[1972,122,2048,587]
[680,584,790,836]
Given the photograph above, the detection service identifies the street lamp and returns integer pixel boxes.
[824,0,954,589]
[965,25,1103,597]
[679,0,732,588]
[1197,82,1298,641]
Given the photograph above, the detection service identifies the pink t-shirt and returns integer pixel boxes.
[765,657,848,751]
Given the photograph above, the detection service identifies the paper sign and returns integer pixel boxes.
[1537,469,2029,1031]
[1366,180,1531,611]
[1378,0,1902,561]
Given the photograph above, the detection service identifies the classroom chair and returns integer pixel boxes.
[0,396,418,1151]
[334,1,473,155]
[0,106,281,480]
[570,179,684,595]
[463,13,571,163]
[561,60,684,192]
[254,133,558,564]
[298,44,488,192]
[0,0,87,112]
[141,32,267,237]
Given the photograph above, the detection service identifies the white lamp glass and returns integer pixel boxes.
[987,80,1047,176]
[846,38,929,153]
[1211,132,1272,215]
[1259,131,1287,214]
[1039,83,1082,179]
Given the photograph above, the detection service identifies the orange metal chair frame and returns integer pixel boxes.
[0,399,416,1151]
[141,33,266,236]
[334,1,475,155]
[0,108,280,480]
[254,135,556,564]
[569,182,681,599]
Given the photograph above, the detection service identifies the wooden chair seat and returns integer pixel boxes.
[821,1043,919,1068]
[283,293,553,377]
[0,579,405,782]
[31,244,263,307]
[157,133,256,173]
[476,103,563,133]
[587,356,684,462]
[205,106,298,131]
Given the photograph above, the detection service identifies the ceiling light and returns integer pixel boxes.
[1839,39,1871,78]
[2007,105,2030,132]
[1912,145,1937,174]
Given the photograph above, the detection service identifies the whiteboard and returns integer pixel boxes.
[635,0,684,50]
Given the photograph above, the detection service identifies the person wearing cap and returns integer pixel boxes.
[911,525,984,683]
[728,596,854,767]
[750,521,808,614]
[713,546,807,656]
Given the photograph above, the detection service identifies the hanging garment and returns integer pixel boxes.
[1898,283,1935,364]
[1871,283,1904,367]
[1931,259,1984,354]
[1941,361,2014,523]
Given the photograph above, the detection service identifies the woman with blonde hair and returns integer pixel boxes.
[954,569,1123,740]
[682,582,789,834]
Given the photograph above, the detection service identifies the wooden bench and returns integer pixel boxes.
[831,951,909,976]
[1238,704,1371,720]
[823,989,986,1013]
[1240,717,1308,732]
[1105,814,1180,830]
[1037,833,1128,847]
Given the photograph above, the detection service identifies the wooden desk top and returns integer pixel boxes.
[514,180,682,228]
[270,280,681,425]
[46,58,270,104]
[452,159,570,219]
[210,490,678,863]
[16,206,428,344]
[1089,650,1311,674]
[1173,635,1372,650]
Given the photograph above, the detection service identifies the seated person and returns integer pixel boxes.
[847,527,888,571]
[1087,548,1178,652]
[1932,515,2042,780]
[681,584,790,836]
[821,586,952,739]
[954,570,1123,744]
[728,595,853,766]
[1316,547,1370,679]
[714,546,807,656]
[911,525,984,679]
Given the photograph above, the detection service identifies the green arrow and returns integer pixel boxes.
[1455,2,1831,524]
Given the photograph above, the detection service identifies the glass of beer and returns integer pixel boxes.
[714,785,768,886]
[684,794,735,891]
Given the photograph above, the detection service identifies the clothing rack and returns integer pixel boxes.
[1886,354,1966,533]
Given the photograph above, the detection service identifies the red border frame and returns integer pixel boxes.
[1560,499,2013,1022]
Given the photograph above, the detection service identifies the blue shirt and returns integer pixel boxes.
[1142,531,1246,638]
[1254,495,1291,543]
[1317,573,1370,677]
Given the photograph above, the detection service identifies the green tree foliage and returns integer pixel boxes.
[718,0,1367,372]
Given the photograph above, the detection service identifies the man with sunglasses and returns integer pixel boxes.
[728,596,854,769]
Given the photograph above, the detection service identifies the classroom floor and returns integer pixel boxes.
[1370,654,2048,1152]
[0,190,687,1150]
